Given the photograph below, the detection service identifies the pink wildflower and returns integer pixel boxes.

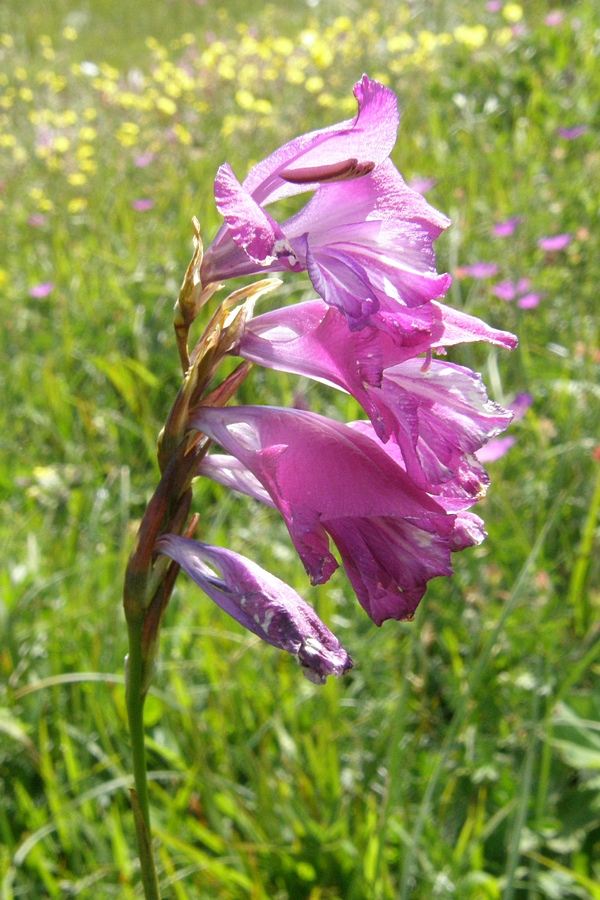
[131,199,155,211]
[29,281,54,298]
[538,234,571,251]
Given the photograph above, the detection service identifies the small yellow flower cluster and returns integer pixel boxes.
[0,3,529,223]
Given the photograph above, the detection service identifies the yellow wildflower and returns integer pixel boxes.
[503,3,523,23]
[453,24,488,49]
[68,198,87,213]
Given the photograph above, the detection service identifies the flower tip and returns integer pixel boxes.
[298,636,354,684]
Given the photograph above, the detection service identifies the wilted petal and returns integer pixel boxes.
[191,405,479,625]
[155,534,353,683]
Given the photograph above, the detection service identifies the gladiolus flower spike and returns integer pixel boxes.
[148,75,517,680]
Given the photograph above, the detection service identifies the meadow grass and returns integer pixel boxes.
[1,0,599,897]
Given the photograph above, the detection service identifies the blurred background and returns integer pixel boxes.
[1,0,598,897]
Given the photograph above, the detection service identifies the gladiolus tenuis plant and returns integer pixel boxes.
[122,75,517,896]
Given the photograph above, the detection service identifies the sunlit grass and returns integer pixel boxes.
[1,0,599,897]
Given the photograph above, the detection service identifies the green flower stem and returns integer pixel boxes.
[126,616,161,900]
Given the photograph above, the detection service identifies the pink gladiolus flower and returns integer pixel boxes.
[235,301,514,496]
[29,281,54,298]
[190,405,488,626]
[492,216,522,237]
[131,198,155,211]
[201,76,451,330]
[538,234,571,251]
[155,535,353,683]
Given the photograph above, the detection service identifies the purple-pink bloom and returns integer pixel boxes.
[544,11,564,26]
[459,262,500,280]
[538,234,571,251]
[155,535,353,683]
[492,216,522,237]
[491,277,538,306]
[201,76,451,330]
[131,198,155,211]
[517,292,541,309]
[28,213,47,228]
[491,280,517,302]
[509,392,534,420]
[29,281,54,298]
[557,126,588,140]
[235,303,513,496]
[134,152,156,167]
[190,405,487,626]
[236,299,516,397]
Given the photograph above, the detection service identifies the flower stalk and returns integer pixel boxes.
[120,75,517,896]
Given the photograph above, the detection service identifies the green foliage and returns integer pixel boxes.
[1,0,599,897]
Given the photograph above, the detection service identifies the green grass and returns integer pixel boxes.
[1,0,599,897]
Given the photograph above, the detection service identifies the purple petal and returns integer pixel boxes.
[214,164,298,267]
[286,160,452,326]
[191,405,483,625]
[538,234,571,251]
[198,454,276,507]
[367,359,513,493]
[237,300,432,397]
[203,159,452,329]
[429,302,518,350]
[243,75,399,206]
[155,535,353,683]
